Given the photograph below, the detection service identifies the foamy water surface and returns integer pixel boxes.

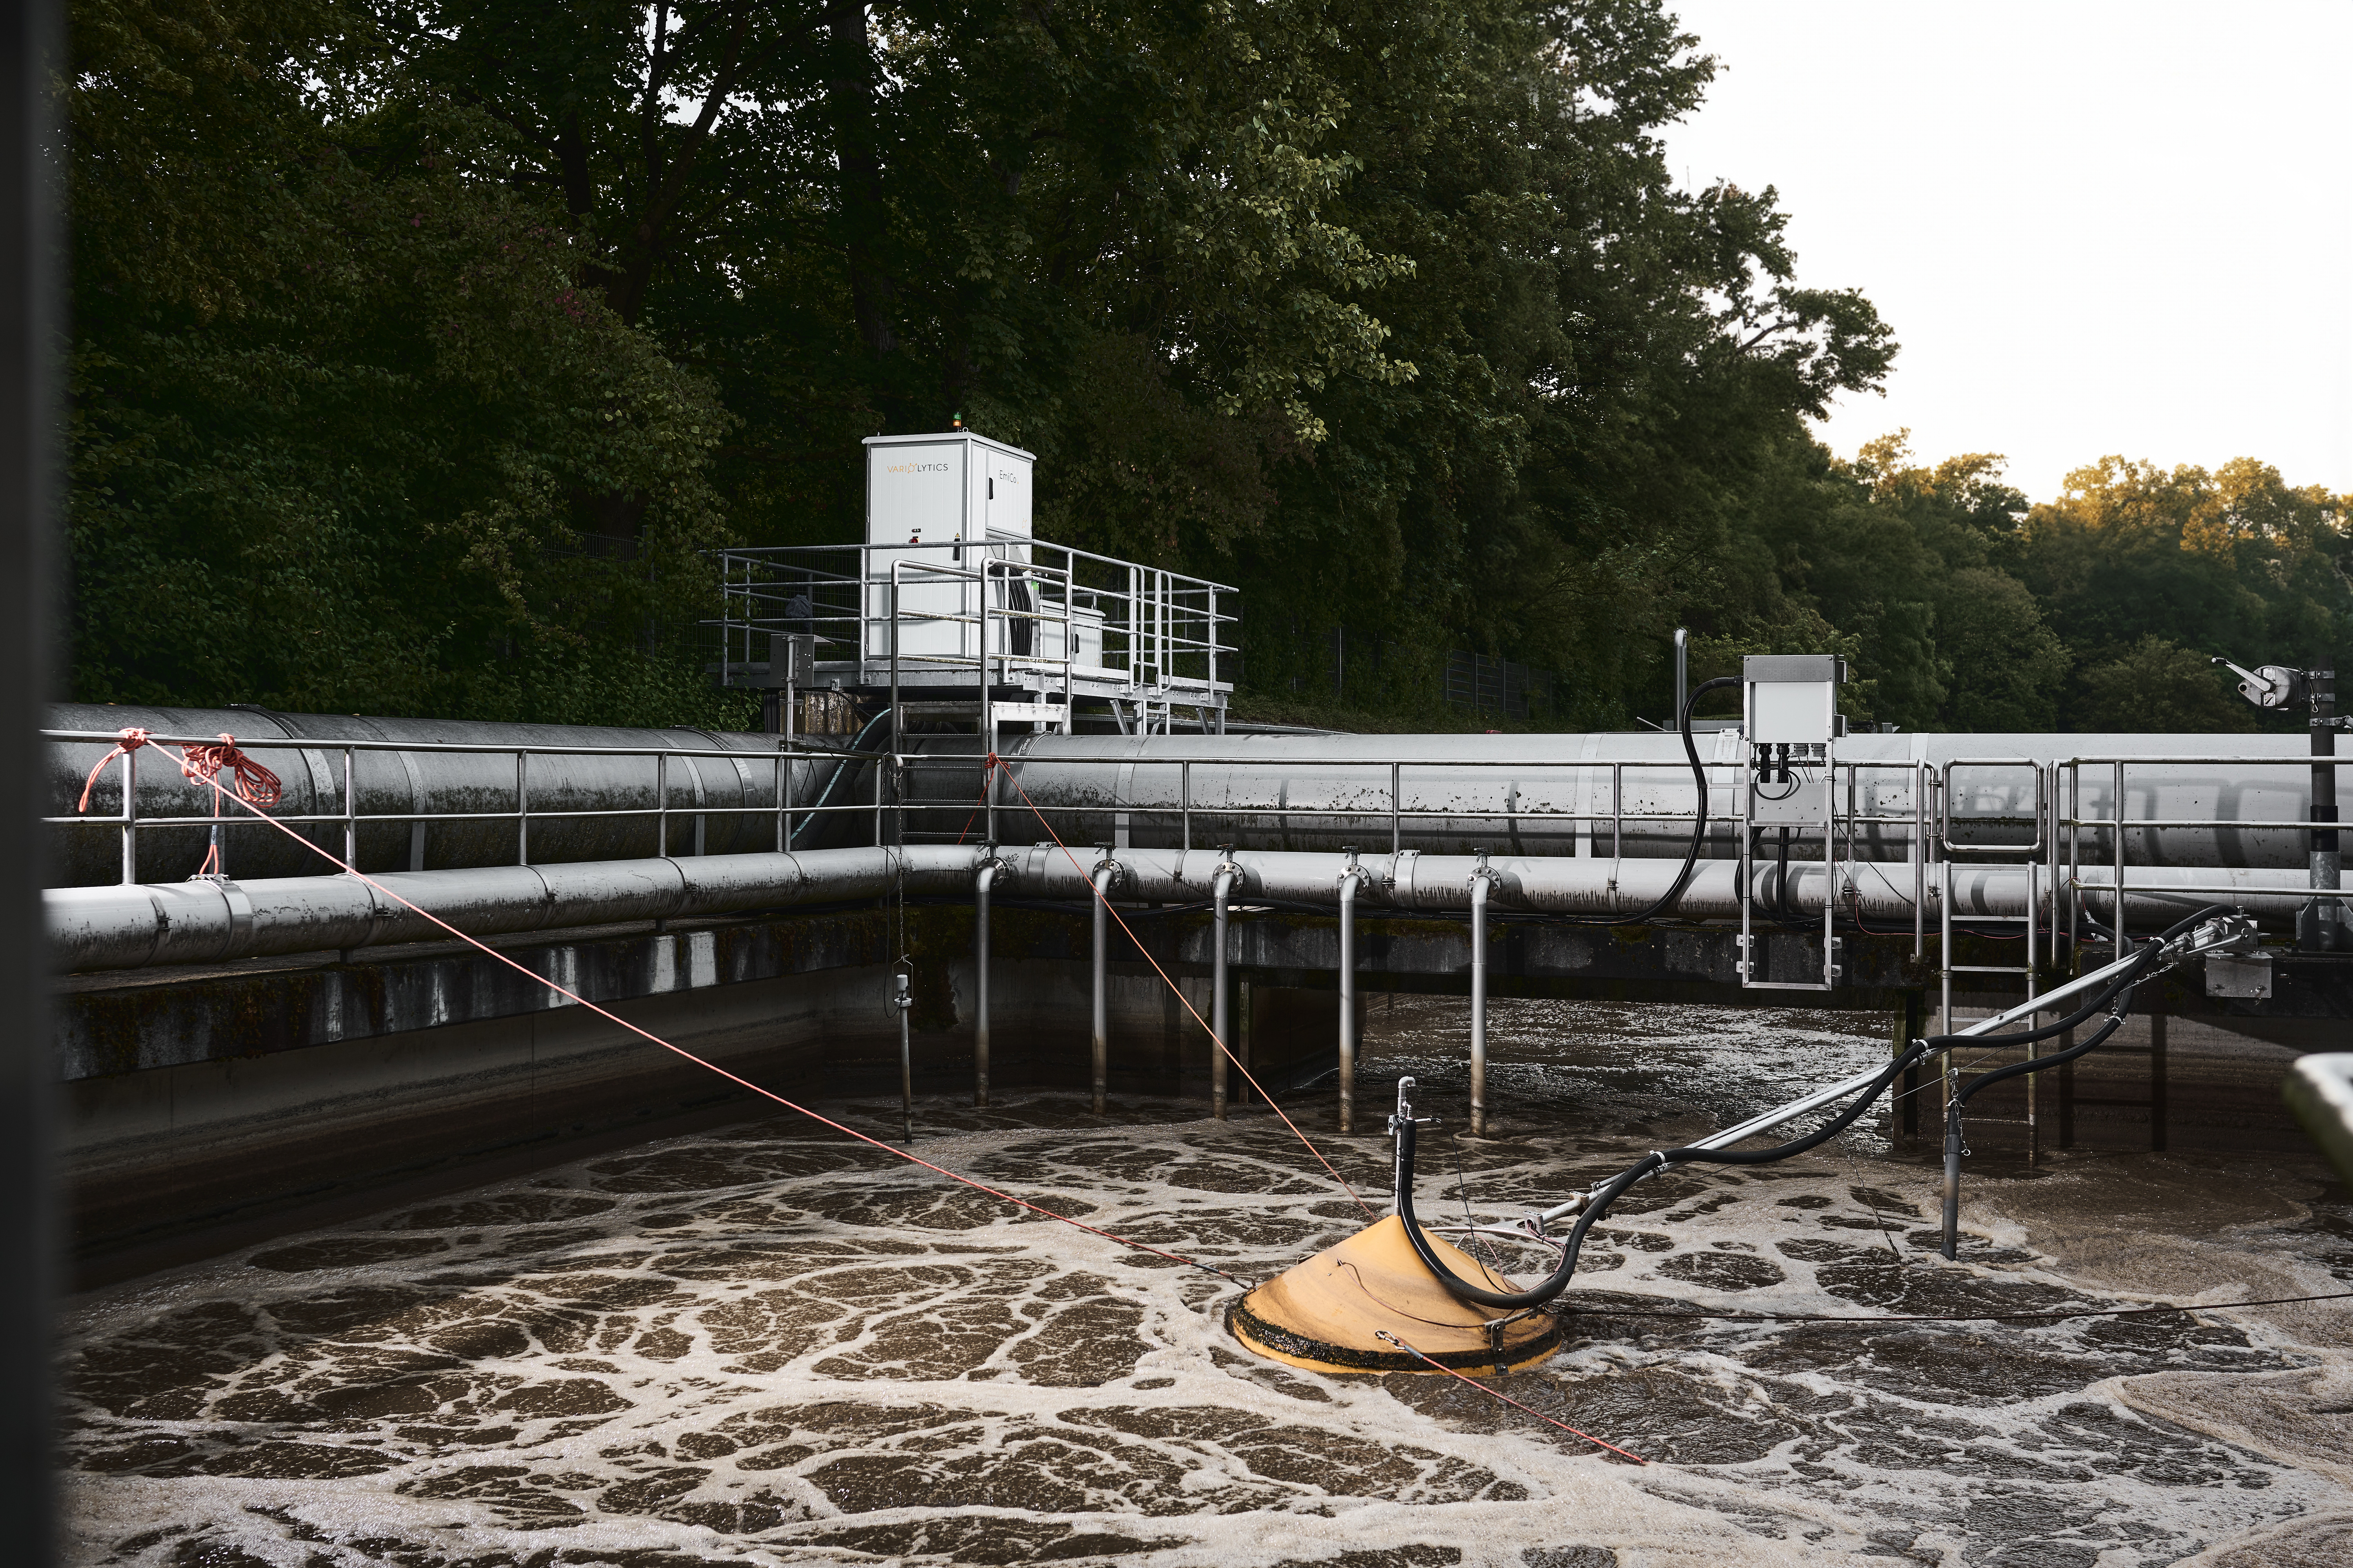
[62,998,2353,1566]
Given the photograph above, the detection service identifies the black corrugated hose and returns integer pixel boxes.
[1395,902,2228,1310]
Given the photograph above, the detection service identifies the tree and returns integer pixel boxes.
[2075,636,2253,734]
[67,0,739,722]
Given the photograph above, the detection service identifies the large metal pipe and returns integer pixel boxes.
[42,703,870,888]
[994,845,2320,927]
[942,730,2350,868]
[50,709,2353,887]
[47,843,2328,974]
[47,845,984,971]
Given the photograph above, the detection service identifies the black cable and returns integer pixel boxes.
[1539,675,1738,928]
[788,707,892,848]
[1397,902,2231,1312]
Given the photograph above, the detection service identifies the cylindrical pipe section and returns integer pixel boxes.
[44,703,868,887]
[1211,864,1235,1120]
[895,970,914,1141]
[974,861,996,1108]
[1091,860,1116,1115]
[50,841,2328,975]
[1338,867,1358,1134]
[1940,1063,1963,1259]
[925,729,2350,868]
[1469,873,1489,1138]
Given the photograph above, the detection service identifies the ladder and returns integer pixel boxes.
[1938,758,2050,1160]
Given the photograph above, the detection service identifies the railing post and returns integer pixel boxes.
[974,859,995,1108]
[658,751,668,859]
[119,743,136,885]
[2113,759,2126,947]
[517,749,530,867]
[343,746,356,870]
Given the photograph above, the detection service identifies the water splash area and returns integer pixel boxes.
[63,998,2352,1566]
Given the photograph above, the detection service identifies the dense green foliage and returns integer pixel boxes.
[64,0,2350,730]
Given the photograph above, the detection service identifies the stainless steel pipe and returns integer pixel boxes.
[949,730,2348,868]
[51,843,2327,975]
[1337,853,1364,1134]
[47,845,985,972]
[1211,859,1236,1120]
[44,703,858,888]
[1091,858,1117,1115]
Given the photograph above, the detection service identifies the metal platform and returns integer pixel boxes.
[704,535,1236,738]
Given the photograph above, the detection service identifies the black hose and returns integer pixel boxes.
[1542,675,1737,928]
[1397,901,2231,1310]
[1396,1116,1664,1311]
[788,707,893,849]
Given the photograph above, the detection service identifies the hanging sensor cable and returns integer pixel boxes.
[1393,905,2244,1310]
[1527,674,1739,928]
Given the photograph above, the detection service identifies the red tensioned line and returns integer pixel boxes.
[1373,1330,1646,1463]
[991,756,1375,1218]
[134,735,1247,1288]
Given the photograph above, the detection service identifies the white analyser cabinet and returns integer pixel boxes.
[862,432,1036,661]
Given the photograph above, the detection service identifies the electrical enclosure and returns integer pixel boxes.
[861,432,1038,660]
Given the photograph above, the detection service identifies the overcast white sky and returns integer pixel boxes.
[1658,2,2353,503]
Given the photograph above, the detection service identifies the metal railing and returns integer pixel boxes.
[704,534,1238,709]
[44,729,866,885]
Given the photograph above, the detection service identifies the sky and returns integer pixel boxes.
[1658,2,2353,504]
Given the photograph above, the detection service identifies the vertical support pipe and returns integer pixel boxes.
[1337,848,1360,1135]
[894,970,913,1140]
[1212,857,1236,1120]
[1091,857,1116,1115]
[973,860,995,1109]
[2308,666,2339,952]
[1469,850,1494,1137]
[1940,1077,1962,1260]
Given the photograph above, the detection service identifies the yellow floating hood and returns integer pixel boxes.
[1228,1212,1560,1374]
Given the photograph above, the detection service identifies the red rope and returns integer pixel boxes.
[189,750,1249,1287]
[75,727,150,812]
[1374,1330,1647,1463]
[176,733,283,807]
[993,755,1376,1217]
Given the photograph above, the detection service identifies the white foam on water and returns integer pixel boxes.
[59,997,2353,1566]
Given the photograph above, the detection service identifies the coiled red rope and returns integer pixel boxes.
[75,727,283,813]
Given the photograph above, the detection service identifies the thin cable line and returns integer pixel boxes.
[188,768,1250,1287]
[995,757,1377,1217]
[1374,1330,1647,1463]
